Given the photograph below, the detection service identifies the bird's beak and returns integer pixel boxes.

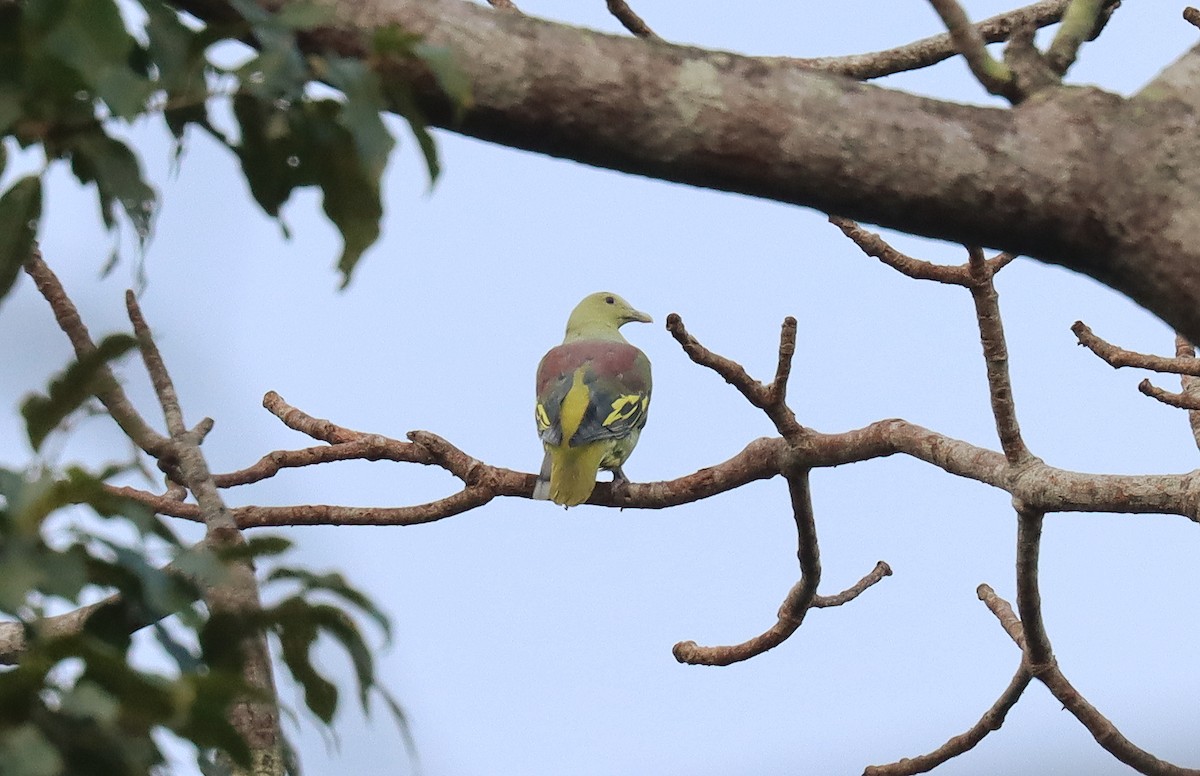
[629,309,653,324]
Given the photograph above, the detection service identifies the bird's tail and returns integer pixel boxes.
[532,451,552,500]
[547,443,606,507]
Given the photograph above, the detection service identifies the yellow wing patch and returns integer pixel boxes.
[603,393,647,427]
[536,403,551,431]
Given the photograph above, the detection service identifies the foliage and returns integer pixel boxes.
[0,340,405,774]
[0,0,465,289]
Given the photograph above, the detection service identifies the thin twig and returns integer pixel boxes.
[1072,321,1200,376]
[666,313,805,438]
[1173,335,1200,448]
[127,291,188,437]
[927,0,1022,101]
[793,0,1115,80]
[967,247,1033,465]
[1138,379,1200,411]
[979,586,1200,775]
[830,217,1014,285]
[22,253,169,456]
[606,0,656,38]
[675,470,846,666]
[1044,0,1106,75]
[864,662,1033,776]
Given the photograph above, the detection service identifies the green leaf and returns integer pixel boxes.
[317,57,395,178]
[152,622,202,673]
[412,42,473,113]
[59,680,121,723]
[217,535,293,563]
[267,567,391,642]
[37,0,153,119]
[274,1,336,30]
[0,724,63,776]
[0,176,41,303]
[20,332,137,450]
[142,2,219,145]
[61,130,156,242]
[271,599,337,723]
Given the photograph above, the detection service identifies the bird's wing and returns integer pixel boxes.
[536,340,651,447]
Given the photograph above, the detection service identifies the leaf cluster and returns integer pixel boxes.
[0,0,466,294]
[1,342,404,774]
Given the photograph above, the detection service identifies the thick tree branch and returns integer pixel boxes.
[161,0,1200,343]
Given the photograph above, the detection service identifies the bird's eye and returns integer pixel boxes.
[605,296,615,304]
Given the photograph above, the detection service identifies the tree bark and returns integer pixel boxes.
[174,0,1200,338]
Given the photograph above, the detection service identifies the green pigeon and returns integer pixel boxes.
[534,292,653,507]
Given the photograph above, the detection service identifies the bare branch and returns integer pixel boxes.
[126,291,187,437]
[22,252,169,456]
[485,0,519,10]
[1173,335,1200,448]
[1186,7,1200,29]
[864,663,1033,776]
[674,471,892,666]
[967,247,1033,465]
[1013,505,1052,669]
[121,294,285,775]
[605,0,656,38]
[1138,378,1200,411]
[812,561,893,608]
[1044,0,1107,75]
[927,0,1021,101]
[794,0,1114,80]
[830,218,1014,285]
[977,584,1027,650]
[1072,321,1200,376]
[979,587,1200,775]
[666,313,805,438]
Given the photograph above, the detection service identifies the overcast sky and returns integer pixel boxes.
[2,2,1198,774]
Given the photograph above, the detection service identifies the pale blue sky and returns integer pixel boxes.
[1,2,1197,774]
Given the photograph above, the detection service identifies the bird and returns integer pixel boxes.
[533,292,653,507]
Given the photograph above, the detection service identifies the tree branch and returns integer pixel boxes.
[1173,335,1200,447]
[666,314,805,439]
[160,0,1200,344]
[926,0,1021,101]
[864,662,1033,776]
[605,0,656,38]
[1072,321,1200,376]
[793,0,1115,80]
[22,252,170,457]
[1044,0,1107,75]
[978,586,1200,775]
[967,247,1033,464]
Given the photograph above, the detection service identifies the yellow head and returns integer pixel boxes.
[563,292,652,342]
